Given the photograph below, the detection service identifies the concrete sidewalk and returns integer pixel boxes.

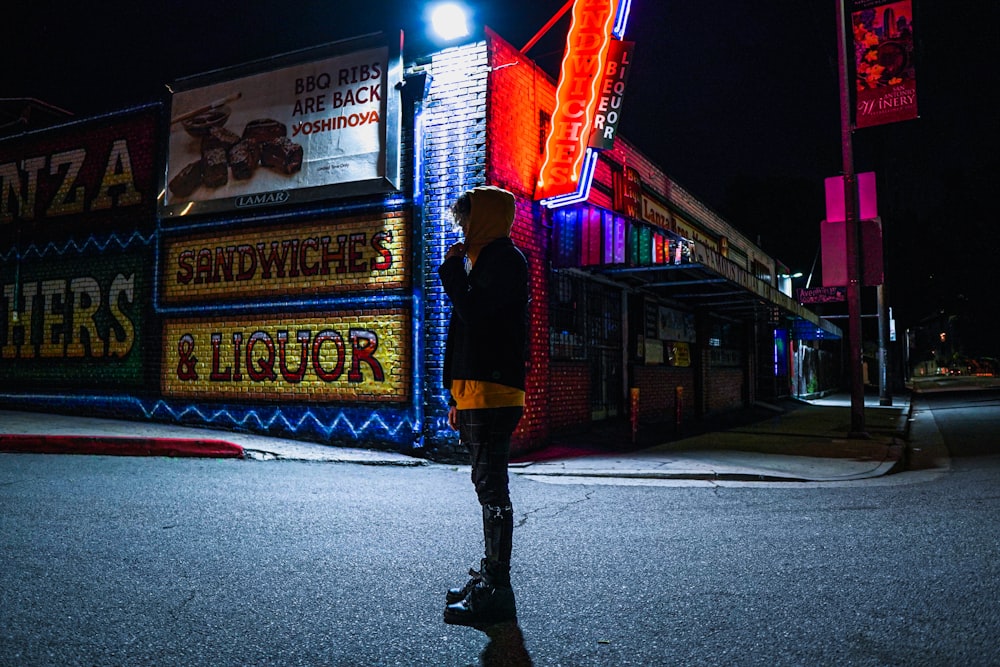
[0,392,912,482]
[511,394,911,483]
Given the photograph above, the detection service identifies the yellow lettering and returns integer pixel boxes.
[39,279,67,358]
[46,149,87,217]
[91,139,142,210]
[0,156,46,222]
[107,273,135,357]
[68,277,101,358]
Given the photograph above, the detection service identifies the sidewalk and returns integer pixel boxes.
[0,392,913,482]
[512,393,911,483]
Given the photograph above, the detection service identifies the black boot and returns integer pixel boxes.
[443,566,516,627]
[446,503,514,605]
[444,504,516,627]
[446,558,486,604]
[481,503,513,569]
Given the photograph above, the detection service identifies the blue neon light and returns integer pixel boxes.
[612,0,633,39]
[541,0,631,210]
[0,393,420,447]
[540,149,599,208]
[0,231,155,261]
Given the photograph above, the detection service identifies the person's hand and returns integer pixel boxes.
[445,242,465,261]
[448,405,458,431]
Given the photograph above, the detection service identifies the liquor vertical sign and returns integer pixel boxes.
[852,0,918,128]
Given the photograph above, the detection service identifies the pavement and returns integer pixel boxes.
[0,390,923,483]
[513,393,913,483]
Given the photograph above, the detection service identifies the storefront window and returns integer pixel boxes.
[549,271,622,363]
[550,272,586,360]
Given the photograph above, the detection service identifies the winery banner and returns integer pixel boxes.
[852,0,918,129]
[162,37,402,218]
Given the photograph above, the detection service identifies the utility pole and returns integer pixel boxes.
[836,0,868,437]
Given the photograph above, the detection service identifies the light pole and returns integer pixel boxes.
[835,0,868,437]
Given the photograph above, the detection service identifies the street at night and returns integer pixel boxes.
[2,2,999,665]
[3,385,999,666]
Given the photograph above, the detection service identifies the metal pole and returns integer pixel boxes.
[836,0,867,436]
[521,0,575,54]
[878,283,892,405]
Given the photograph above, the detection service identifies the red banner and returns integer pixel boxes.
[852,0,918,128]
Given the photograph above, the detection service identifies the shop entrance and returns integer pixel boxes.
[550,271,624,422]
[587,283,623,419]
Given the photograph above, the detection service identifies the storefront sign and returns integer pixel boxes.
[797,286,846,304]
[0,109,157,237]
[589,40,634,150]
[641,195,672,230]
[701,248,760,295]
[852,0,918,128]
[536,0,620,203]
[673,213,720,254]
[612,165,641,217]
[161,211,408,304]
[670,342,691,368]
[639,196,717,258]
[163,39,401,218]
[162,310,409,402]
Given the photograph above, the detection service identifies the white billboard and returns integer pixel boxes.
[162,37,401,218]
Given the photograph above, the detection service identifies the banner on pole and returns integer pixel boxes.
[852,0,918,129]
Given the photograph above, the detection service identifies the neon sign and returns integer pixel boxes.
[536,0,632,208]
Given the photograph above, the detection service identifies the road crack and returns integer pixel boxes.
[517,489,595,527]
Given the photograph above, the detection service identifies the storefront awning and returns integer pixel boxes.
[591,257,842,340]
[550,203,841,340]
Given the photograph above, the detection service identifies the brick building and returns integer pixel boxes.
[0,24,841,459]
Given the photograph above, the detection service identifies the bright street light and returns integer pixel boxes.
[429,3,470,42]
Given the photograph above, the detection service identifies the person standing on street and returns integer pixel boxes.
[438,186,529,628]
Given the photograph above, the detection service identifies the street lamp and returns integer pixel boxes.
[428,2,470,42]
[778,272,803,298]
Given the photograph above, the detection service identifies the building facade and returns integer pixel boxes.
[0,27,841,459]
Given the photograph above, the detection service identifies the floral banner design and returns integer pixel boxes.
[852,0,918,129]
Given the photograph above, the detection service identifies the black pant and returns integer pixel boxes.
[458,406,523,575]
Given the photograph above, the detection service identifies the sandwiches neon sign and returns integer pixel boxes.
[536,0,631,208]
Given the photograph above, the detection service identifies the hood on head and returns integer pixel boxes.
[464,186,515,261]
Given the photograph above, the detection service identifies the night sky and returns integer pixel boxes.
[4,1,998,356]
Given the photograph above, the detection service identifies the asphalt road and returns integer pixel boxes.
[2,389,999,666]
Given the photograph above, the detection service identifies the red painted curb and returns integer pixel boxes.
[0,435,245,458]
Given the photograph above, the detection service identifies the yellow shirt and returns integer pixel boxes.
[450,379,525,410]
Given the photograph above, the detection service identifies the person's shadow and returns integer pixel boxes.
[477,620,533,666]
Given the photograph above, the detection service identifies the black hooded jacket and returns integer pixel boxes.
[439,187,528,398]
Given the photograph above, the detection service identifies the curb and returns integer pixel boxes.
[514,456,901,483]
[0,435,245,459]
